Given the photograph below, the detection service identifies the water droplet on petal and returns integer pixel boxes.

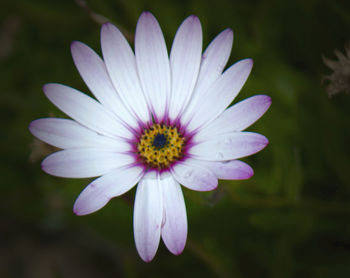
[90,183,97,188]
[203,171,210,178]
[224,137,232,145]
[184,170,193,179]
[216,152,224,160]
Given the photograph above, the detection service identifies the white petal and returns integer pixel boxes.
[42,149,134,178]
[29,118,130,150]
[43,83,133,139]
[161,176,187,255]
[141,170,172,181]
[101,23,150,123]
[185,59,253,132]
[168,15,202,120]
[190,131,268,161]
[198,160,254,180]
[181,29,233,123]
[133,175,163,262]
[70,41,138,128]
[73,165,144,215]
[195,29,234,99]
[135,12,171,122]
[195,95,272,140]
[171,159,218,191]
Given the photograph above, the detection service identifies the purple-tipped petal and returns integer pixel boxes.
[195,28,233,96]
[195,95,271,140]
[186,59,253,131]
[200,160,254,180]
[171,159,218,191]
[135,12,171,121]
[168,15,202,120]
[42,149,134,178]
[73,165,143,215]
[190,131,268,161]
[182,28,233,122]
[43,83,132,139]
[161,176,187,255]
[101,23,150,123]
[29,118,129,150]
[133,175,163,262]
[70,41,138,128]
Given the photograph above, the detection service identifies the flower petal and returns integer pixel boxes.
[195,95,272,140]
[41,149,134,178]
[171,159,218,191]
[190,131,268,161]
[133,175,163,262]
[135,12,171,122]
[161,176,187,255]
[198,160,254,180]
[168,15,202,120]
[195,29,233,99]
[43,83,132,139]
[29,118,129,150]
[181,29,233,123]
[70,41,138,128]
[73,165,144,215]
[101,23,150,123]
[185,59,253,132]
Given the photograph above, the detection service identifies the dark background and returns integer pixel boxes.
[1,0,350,277]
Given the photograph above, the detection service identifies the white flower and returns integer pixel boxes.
[29,12,271,262]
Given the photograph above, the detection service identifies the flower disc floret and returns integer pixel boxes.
[137,123,185,169]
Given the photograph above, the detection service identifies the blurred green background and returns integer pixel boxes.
[1,0,350,277]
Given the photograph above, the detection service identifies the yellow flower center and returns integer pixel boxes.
[137,124,185,169]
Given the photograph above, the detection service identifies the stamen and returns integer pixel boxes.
[137,124,185,169]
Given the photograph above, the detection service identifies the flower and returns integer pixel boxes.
[29,12,271,262]
[323,41,350,97]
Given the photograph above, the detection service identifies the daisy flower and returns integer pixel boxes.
[29,12,271,262]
